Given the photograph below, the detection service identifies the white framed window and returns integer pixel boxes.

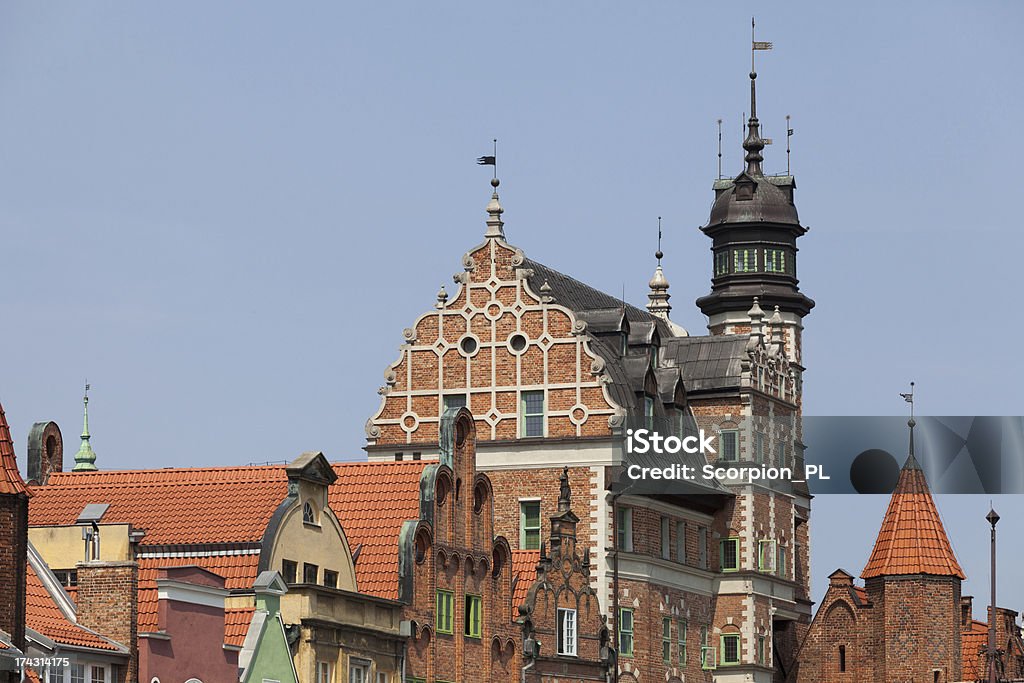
[303,501,317,525]
[676,521,686,563]
[519,499,541,550]
[375,674,389,683]
[90,667,105,683]
[521,391,545,437]
[557,607,577,656]
[317,661,333,683]
[348,659,370,683]
[616,506,633,552]
[71,665,85,683]
[660,517,671,559]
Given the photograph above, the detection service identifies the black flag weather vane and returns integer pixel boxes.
[477,139,497,178]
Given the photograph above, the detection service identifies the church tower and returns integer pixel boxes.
[695,62,814,365]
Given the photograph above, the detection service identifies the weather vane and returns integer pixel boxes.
[900,381,915,419]
[476,138,498,179]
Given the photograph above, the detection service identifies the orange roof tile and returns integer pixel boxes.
[29,467,288,545]
[25,562,121,651]
[136,554,261,636]
[0,640,7,650]
[0,401,31,496]
[861,455,965,580]
[224,608,256,648]
[328,461,427,599]
[511,550,540,617]
[961,619,989,681]
[23,666,41,683]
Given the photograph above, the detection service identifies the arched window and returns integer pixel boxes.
[303,501,316,525]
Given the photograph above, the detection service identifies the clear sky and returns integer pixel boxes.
[2,2,1021,616]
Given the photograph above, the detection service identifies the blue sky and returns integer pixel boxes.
[1,2,1021,614]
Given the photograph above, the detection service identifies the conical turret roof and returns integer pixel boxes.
[0,401,31,496]
[861,447,965,580]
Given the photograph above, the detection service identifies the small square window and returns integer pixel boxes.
[323,569,338,588]
[282,559,297,584]
[521,391,545,437]
[303,563,319,583]
[721,634,741,665]
[520,501,541,550]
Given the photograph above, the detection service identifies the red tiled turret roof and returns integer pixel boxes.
[861,453,965,580]
[0,401,31,496]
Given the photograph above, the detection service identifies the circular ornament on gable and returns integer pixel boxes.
[507,332,529,354]
[400,412,420,432]
[569,404,589,425]
[458,334,481,357]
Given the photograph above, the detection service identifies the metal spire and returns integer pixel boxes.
[900,382,919,469]
[73,382,98,472]
[647,217,672,320]
[744,18,772,177]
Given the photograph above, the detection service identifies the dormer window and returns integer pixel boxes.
[644,396,655,430]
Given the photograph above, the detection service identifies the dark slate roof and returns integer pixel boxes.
[666,335,748,392]
[655,367,682,403]
[708,174,799,226]
[524,258,667,331]
[575,308,628,335]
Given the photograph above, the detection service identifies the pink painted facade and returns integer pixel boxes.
[139,566,240,683]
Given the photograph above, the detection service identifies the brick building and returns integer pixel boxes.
[365,64,814,682]
[794,423,1024,683]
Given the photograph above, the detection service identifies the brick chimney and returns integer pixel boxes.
[26,421,62,486]
[961,595,974,629]
[77,561,138,683]
[0,401,30,655]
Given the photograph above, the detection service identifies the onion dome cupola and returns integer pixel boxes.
[695,66,815,325]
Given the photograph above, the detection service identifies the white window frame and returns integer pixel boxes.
[557,607,578,656]
[719,429,739,461]
[520,390,545,437]
[519,499,541,550]
[317,661,333,683]
[348,659,370,683]
[617,506,633,552]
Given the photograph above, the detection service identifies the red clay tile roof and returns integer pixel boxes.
[961,619,989,681]
[29,467,288,545]
[511,550,540,617]
[25,562,121,651]
[23,666,41,683]
[225,608,256,648]
[861,455,965,580]
[137,554,261,636]
[328,461,427,599]
[0,401,31,496]
[0,640,7,650]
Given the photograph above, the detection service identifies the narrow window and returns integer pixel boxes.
[317,662,332,683]
[678,619,687,665]
[720,538,740,572]
[281,559,297,584]
[90,667,104,683]
[520,501,541,550]
[323,569,338,589]
[661,517,671,559]
[464,595,482,638]
[617,507,633,552]
[777,544,788,577]
[443,394,467,411]
[644,395,655,430]
[662,617,672,663]
[838,644,846,672]
[721,634,741,665]
[755,432,765,463]
[776,442,786,467]
[303,501,316,525]
[758,539,777,572]
[715,250,730,276]
[521,390,545,437]
[618,608,634,657]
[700,626,713,670]
[303,562,319,583]
[676,521,686,563]
[557,608,577,656]
[436,590,453,634]
[720,430,739,461]
[734,249,757,273]
[698,527,709,569]
[758,635,766,664]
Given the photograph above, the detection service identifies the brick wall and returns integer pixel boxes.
[0,495,28,652]
[76,561,138,683]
